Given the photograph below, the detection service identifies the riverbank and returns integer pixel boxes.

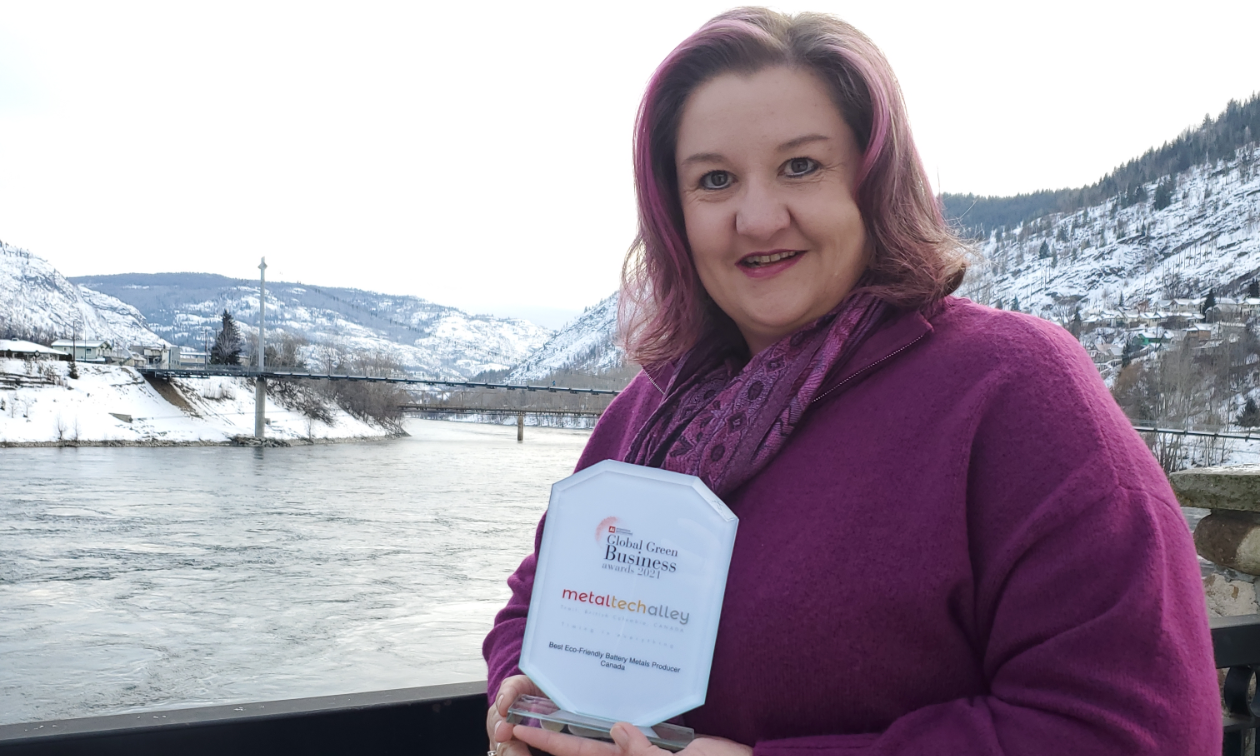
[0,359,399,446]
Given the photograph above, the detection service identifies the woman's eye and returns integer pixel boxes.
[785,157,818,177]
[700,171,731,190]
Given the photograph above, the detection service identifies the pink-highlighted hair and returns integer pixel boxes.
[620,7,967,367]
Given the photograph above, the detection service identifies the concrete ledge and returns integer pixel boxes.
[1170,464,1260,511]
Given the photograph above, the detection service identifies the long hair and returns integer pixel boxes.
[620,7,967,367]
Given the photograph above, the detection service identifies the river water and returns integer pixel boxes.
[0,419,590,726]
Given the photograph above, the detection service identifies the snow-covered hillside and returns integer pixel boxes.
[0,242,166,349]
[71,273,552,380]
[506,293,623,382]
[959,149,1260,318]
[0,359,392,445]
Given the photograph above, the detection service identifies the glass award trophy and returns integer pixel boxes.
[512,460,738,752]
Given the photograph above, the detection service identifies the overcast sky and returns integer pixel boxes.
[1,1,1257,328]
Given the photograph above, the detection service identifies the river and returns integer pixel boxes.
[0,419,590,726]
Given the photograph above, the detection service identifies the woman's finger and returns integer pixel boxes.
[493,718,516,743]
[499,740,534,756]
[496,675,542,717]
[610,722,666,756]
[513,723,622,756]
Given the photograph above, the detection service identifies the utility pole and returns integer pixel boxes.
[255,257,267,440]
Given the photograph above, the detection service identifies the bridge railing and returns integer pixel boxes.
[2,615,1258,755]
[137,365,621,396]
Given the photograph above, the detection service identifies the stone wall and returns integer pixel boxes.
[1171,465,1260,617]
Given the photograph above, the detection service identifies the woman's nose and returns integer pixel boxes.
[733,181,790,240]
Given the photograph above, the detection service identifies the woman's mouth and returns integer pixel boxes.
[738,249,806,278]
[740,250,803,267]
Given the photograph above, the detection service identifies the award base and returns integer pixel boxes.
[506,695,694,752]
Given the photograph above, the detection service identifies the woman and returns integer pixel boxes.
[485,8,1218,755]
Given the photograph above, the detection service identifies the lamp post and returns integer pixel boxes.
[255,257,267,440]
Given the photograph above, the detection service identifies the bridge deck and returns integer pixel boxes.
[400,405,604,418]
[138,367,620,396]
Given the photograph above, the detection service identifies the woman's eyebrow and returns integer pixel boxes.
[778,134,829,151]
[681,134,830,167]
[680,152,725,167]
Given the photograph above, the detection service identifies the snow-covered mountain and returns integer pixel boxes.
[506,293,624,382]
[71,273,552,379]
[0,242,166,348]
[958,148,1260,319]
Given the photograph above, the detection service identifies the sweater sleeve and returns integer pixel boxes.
[481,371,668,703]
[752,488,1218,755]
[755,316,1219,755]
[482,516,546,704]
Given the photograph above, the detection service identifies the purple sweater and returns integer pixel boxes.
[483,298,1219,755]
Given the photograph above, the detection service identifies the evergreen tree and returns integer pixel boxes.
[1202,289,1217,317]
[1121,338,1140,368]
[1056,225,1068,243]
[1248,280,1260,299]
[1069,308,1082,338]
[1153,178,1174,210]
[1239,398,1260,428]
[211,309,243,365]
[1011,297,1020,313]
[1038,240,1050,259]
[1119,292,1125,309]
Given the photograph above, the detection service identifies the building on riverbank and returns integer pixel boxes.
[0,339,68,361]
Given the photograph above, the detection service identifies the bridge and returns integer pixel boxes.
[139,366,620,441]
[399,403,606,440]
[137,366,621,395]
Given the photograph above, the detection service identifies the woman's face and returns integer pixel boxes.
[675,66,870,355]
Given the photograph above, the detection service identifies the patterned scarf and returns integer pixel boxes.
[625,286,888,500]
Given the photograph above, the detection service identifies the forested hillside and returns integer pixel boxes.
[943,93,1260,239]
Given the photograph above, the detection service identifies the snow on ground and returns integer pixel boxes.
[0,359,394,445]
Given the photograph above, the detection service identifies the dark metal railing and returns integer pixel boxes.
[1215,615,1260,755]
[3,615,1260,755]
[0,681,487,756]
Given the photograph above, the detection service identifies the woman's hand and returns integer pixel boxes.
[512,720,753,756]
[487,675,545,756]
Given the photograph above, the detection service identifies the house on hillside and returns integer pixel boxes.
[138,345,181,368]
[1215,297,1245,321]
[1185,324,1214,344]
[1089,342,1124,363]
[50,339,107,362]
[0,339,70,361]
